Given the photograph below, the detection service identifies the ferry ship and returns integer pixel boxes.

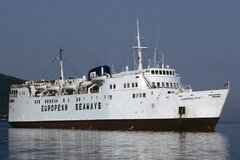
[8,21,230,131]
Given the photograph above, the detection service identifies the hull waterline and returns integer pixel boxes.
[9,118,219,132]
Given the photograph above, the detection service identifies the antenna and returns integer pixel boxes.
[133,19,147,70]
[160,50,164,68]
[110,44,115,74]
[154,28,160,68]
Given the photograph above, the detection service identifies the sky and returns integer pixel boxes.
[0,0,239,122]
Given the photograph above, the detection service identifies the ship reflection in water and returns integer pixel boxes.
[8,128,229,159]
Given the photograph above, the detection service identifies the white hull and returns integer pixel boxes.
[8,87,229,126]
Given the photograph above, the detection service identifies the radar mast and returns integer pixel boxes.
[59,48,64,80]
[133,19,147,70]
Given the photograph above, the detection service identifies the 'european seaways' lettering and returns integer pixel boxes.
[41,104,68,112]
[75,102,101,111]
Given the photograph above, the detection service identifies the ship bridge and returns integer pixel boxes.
[143,66,181,89]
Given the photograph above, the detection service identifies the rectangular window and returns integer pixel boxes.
[133,94,135,98]
[162,82,165,87]
[136,93,138,98]
[157,82,160,87]
[159,70,162,75]
[135,83,138,87]
[132,83,134,88]
[113,84,116,89]
[124,83,126,88]
[127,83,130,88]
[151,70,154,74]
[110,85,112,89]
[152,82,155,87]
[155,70,158,74]
[166,82,169,88]
[143,93,146,97]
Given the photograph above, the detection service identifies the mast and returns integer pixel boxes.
[154,28,160,68]
[59,48,64,80]
[153,48,157,68]
[133,19,147,70]
[161,51,164,68]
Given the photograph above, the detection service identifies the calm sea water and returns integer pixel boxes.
[0,122,239,160]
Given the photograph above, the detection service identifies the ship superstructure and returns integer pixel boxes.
[8,21,229,131]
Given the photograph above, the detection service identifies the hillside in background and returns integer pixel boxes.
[0,73,25,119]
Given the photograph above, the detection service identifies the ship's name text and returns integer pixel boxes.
[181,96,203,101]
[41,104,68,112]
[75,102,101,111]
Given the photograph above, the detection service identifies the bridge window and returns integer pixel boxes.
[151,70,154,74]
[159,70,162,75]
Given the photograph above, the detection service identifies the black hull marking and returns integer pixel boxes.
[9,118,219,132]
